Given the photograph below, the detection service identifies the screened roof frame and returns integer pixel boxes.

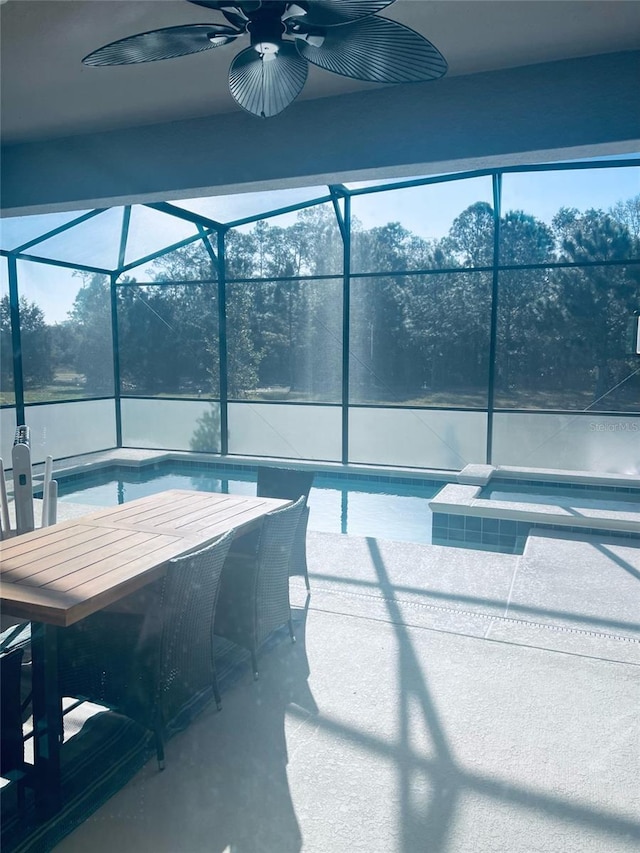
[3,157,638,280]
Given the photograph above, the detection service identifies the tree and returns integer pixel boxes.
[500,210,555,265]
[190,404,221,452]
[554,206,635,262]
[224,211,344,399]
[116,281,218,395]
[0,295,15,394]
[610,194,640,241]
[67,273,114,394]
[294,205,344,276]
[135,232,262,397]
[352,221,433,272]
[441,201,494,267]
[49,322,80,377]
[225,228,258,279]
[492,210,557,405]
[550,207,639,408]
[151,237,216,282]
[0,295,53,390]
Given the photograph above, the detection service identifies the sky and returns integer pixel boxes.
[1,161,638,323]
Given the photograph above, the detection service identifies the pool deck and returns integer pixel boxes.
[40,500,640,852]
[3,458,639,852]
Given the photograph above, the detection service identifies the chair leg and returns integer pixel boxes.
[304,571,310,592]
[154,728,165,771]
[288,618,296,643]
[251,651,259,681]
[16,773,26,814]
[212,673,222,712]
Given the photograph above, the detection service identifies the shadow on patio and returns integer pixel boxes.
[49,530,640,853]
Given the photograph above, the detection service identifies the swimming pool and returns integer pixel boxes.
[51,462,448,546]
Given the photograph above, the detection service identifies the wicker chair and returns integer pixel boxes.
[57,531,234,769]
[256,466,314,591]
[214,496,305,679]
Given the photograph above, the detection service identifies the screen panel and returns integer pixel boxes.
[117,283,219,398]
[350,272,491,408]
[351,176,494,272]
[227,278,342,403]
[494,266,640,412]
[16,261,114,403]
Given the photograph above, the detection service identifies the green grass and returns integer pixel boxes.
[2,383,637,412]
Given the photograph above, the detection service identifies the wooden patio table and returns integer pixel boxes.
[0,489,289,818]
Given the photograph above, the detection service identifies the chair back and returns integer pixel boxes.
[158,531,234,725]
[256,467,314,505]
[257,467,314,583]
[1,647,25,775]
[255,496,305,647]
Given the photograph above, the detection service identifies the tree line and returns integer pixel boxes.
[2,194,639,411]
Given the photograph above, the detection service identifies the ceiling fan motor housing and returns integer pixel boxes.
[248,4,288,53]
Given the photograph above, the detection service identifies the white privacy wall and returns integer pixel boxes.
[349,408,487,470]
[228,403,341,461]
[0,407,17,468]
[121,399,221,452]
[24,400,116,464]
[492,413,640,475]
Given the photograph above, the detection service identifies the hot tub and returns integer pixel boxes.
[430,464,640,553]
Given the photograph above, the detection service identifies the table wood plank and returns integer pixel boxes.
[94,492,285,532]
[1,527,139,580]
[56,533,182,594]
[0,521,93,562]
[91,495,234,530]
[89,493,287,537]
[177,499,287,533]
[23,531,174,590]
[86,491,217,526]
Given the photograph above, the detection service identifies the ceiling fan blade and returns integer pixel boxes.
[229,43,308,118]
[187,1,260,12]
[82,24,240,66]
[296,15,447,83]
[220,8,250,30]
[288,0,395,27]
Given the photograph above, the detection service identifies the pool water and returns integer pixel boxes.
[54,464,446,545]
[481,480,640,513]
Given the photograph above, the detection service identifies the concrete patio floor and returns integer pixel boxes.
[50,527,640,853]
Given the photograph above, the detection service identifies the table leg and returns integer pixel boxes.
[30,622,63,819]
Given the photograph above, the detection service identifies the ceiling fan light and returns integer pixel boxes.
[254,41,280,57]
[254,44,280,62]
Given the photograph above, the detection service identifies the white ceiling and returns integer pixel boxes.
[2,0,640,145]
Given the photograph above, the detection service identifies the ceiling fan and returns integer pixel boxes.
[82,0,447,118]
